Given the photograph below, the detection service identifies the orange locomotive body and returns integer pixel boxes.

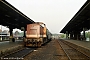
[24,22,51,47]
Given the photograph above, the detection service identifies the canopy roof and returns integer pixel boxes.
[60,0,90,33]
[0,0,35,29]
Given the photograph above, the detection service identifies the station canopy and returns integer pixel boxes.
[60,0,90,33]
[0,0,35,29]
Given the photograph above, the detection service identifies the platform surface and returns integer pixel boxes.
[0,40,24,52]
[64,39,90,50]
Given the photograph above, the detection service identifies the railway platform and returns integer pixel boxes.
[0,40,24,57]
[64,39,90,50]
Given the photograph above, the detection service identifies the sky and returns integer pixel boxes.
[2,0,87,33]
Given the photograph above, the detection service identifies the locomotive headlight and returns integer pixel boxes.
[24,38,27,42]
[37,39,40,42]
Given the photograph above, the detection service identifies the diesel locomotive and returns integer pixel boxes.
[24,22,52,47]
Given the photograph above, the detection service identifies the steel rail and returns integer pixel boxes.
[1,48,36,60]
[62,40,90,59]
[57,40,71,60]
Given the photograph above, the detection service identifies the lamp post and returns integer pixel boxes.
[1,25,2,41]
[88,30,90,41]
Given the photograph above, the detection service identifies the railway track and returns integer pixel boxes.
[1,47,36,60]
[58,40,90,60]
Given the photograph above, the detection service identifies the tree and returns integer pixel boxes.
[60,34,66,38]
[85,32,90,38]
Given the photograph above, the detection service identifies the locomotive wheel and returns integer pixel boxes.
[37,41,41,47]
[35,42,38,47]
